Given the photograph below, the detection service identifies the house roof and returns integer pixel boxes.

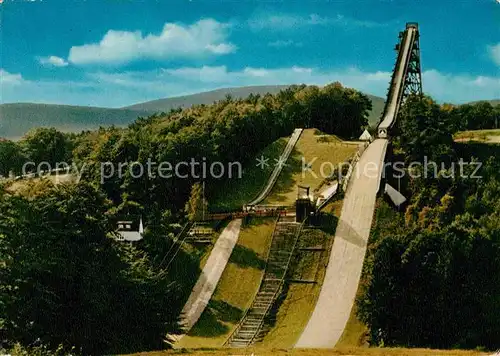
[359,129,372,141]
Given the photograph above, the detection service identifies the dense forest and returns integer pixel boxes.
[1,85,499,354]
[1,83,500,354]
[357,95,500,350]
[0,83,372,354]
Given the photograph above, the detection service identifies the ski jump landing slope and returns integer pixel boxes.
[296,139,388,348]
[247,128,303,206]
[175,219,242,342]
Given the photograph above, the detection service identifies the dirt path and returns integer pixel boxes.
[295,139,388,348]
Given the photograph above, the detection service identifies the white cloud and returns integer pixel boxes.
[0,69,23,85]
[422,69,500,103]
[248,13,384,31]
[162,66,231,83]
[67,19,236,65]
[488,43,500,66]
[268,40,303,48]
[39,56,69,67]
[248,14,328,30]
[2,66,498,108]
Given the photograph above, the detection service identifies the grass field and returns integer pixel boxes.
[210,129,358,211]
[260,200,343,348]
[454,129,500,143]
[128,346,486,356]
[176,218,276,348]
[5,174,77,194]
[263,129,358,206]
[209,138,288,212]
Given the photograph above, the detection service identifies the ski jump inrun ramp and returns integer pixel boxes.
[296,23,422,348]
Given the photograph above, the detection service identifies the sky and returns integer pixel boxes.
[0,0,499,108]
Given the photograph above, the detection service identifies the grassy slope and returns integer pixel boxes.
[209,137,288,212]
[176,218,276,348]
[263,129,358,206]
[128,347,485,356]
[261,200,343,348]
[454,129,500,143]
[5,174,76,193]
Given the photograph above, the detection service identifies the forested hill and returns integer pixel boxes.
[125,85,386,128]
[0,85,385,139]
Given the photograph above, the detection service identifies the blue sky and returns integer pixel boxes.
[0,0,499,107]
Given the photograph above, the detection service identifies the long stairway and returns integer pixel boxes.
[227,216,302,347]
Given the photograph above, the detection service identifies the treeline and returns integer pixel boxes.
[0,128,74,177]
[447,100,500,132]
[357,95,500,350]
[1,83,372,354]
[73,83,372,215]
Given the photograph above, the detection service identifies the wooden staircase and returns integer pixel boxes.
[227,216,303,347]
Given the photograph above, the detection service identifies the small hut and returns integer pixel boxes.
[359,129,373,141]
[116,217,144,242]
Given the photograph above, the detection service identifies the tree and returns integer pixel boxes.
[397,95,455,163]
[0,140,26,176]
[0,183,183,354]
[450,102,499,131]
[185,182,207,221]
[20,128,71,168]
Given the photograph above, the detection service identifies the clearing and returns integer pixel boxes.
[263,129,358,206]
[454,129,500,144]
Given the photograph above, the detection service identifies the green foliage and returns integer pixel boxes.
[358,97,500,350]
[0,139,26,176]
[0,183,182,354]
[185,182,208,221]
[6,343,69,356]
[450,101,500,131]
[20,127,73,168]
[396,95,455,163]
[74,84,372,215]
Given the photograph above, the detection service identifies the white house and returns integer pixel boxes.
[116,218,144,242]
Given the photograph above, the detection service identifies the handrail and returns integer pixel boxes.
[247,216,307,346]
[224,214,281,346]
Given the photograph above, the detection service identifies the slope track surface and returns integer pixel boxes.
[176,219,242,341]
[247,128,303,206]
[296,139,388,348]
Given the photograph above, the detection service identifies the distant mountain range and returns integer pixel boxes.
[1,85,497,139]
[125,85,386,129]
[0,104,151,140]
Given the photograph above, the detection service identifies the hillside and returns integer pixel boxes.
[125,86,385,128]
[124,85,292,111]
[0,103,151,139]
[467,99,500,106]
[0,86,385,139]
